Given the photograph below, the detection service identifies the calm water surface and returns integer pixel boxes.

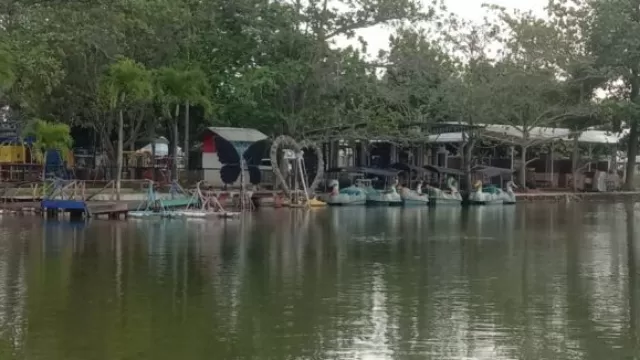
[0,204,639,359]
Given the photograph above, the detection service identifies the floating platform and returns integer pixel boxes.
[41,200,130,219]
[0,200,131,219]
[158,198,194,208]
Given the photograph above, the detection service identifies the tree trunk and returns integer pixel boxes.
[519,145,527,188]
[625,120,639,190]
[41,150,48,181]
[626,69,640,190]
[172,104,179,182]
[183,101,189,171]
[462,139,475,193]
[116,109,124,200]
[572,134,580,192]
[151,136,156,182]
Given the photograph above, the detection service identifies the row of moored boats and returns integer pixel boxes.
[320,178,518,206]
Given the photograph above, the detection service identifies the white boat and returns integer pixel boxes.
[426,177,463,205]
[503,181,518,204]
[469,180,518,205]
[399,181,429,205]
[366,178,403,206]
[469,181,503,205]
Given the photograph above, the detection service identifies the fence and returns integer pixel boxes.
[0,164,280,189]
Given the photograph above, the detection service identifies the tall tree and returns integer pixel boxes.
[99,57,153,198]
[547,0,607,190]
[583,0,640,189]
[483,7,597,186]
[0,43,14,100]
[441,18,500,191]
[154,66,211,180]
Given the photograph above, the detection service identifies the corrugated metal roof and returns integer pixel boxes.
[206,127,267,142]
[427,127,626,145]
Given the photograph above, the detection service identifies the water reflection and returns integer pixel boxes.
[0,204,637,359]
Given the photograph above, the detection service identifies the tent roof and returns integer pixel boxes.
[206,127,267,143]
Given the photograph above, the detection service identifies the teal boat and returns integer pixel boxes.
[389,163,429,206]
[323,179,367,206]
[399,181,429,206]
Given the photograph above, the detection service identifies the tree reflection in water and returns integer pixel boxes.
[0,204,636,359]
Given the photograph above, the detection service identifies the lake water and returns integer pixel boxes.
[0,204,638,359]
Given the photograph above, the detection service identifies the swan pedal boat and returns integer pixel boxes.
[426,177,463,205]
[469,181,518,205]
[399,181,429,206]
[322,180,367,206]
[365,178,403,206]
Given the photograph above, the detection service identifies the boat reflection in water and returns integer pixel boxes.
[0,203,637,359]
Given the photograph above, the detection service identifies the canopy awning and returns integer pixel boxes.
[423,165,464,176]
[390,162,426,173]
[425,127,627,145]
[471,165,514,177]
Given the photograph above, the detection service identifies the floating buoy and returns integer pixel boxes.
[307,196,327,207]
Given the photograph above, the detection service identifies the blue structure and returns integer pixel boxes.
[41,199,89,219]
[44,150,73,179]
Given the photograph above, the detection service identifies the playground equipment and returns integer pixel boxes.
[0,136,75,181]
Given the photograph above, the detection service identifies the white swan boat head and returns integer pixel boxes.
[323,179,367,205]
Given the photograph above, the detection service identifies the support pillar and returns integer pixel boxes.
[69,210,84,221]
[588,144,593,171]
[510,146,515,181]
[358,141,368,167]
[550,143,555,187]
[390,143,397,165]
[416,145,425,167]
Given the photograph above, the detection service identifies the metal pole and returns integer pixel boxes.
[550,142,554,187]
[588,144,593,171]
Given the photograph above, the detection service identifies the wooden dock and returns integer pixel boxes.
[0,200,136,219]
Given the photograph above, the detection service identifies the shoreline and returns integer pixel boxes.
[0,190,639,216]
[515,191,640,202]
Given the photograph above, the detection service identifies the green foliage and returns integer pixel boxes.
[154,66,212,118]
[0,0,627,165]
[477,6,599,146]
[0,0,436,140]
[24,119,73,154]
[0,43,14,96]
[99,57,153,110]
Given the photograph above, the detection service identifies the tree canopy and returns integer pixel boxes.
[1,0,637,186]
